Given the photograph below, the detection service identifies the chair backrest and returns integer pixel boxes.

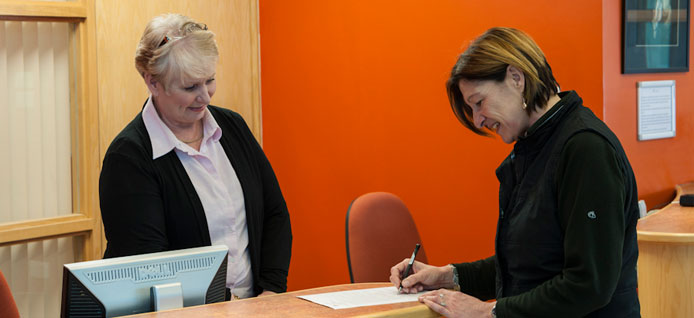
[0,270,20,318]
[346,192,427,283]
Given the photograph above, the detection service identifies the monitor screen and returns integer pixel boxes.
[61,245,228,317]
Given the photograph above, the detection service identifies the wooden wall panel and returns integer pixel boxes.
[96,0,261,157]
[79,0,102,261]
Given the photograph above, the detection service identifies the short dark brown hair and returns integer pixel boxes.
[446,27,559,135]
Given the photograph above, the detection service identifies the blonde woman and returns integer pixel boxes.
[390,28,640,317]
[99,14,291,299]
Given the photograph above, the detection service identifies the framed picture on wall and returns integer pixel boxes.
[623,0,690,73]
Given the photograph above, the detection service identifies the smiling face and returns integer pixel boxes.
[458,66,529,144]
[146,69,217,131]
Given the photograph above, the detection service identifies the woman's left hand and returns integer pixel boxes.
[419,289,495,318]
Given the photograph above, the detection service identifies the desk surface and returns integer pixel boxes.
[637,183,694,242]
[125,283,436,318]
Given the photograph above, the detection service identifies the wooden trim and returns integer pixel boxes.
[0,15,82,22]
[0,1,86,19]
[249,0,262,142]
[352,305,439,318]
[69,12,82,233]
[0,214,92,246]
[75,0,102,261]
[638,231,694,243]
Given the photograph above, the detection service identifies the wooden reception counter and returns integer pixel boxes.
[637,182,694,317]
[124,282,439,318]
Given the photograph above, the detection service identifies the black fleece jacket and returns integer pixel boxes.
[454,91,640,317]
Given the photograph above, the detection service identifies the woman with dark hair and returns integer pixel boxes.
[390,27,640,317]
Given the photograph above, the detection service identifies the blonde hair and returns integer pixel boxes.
[446,27,560,135]
[135,13,218,91]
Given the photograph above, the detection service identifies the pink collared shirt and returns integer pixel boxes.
[142,97,254,298]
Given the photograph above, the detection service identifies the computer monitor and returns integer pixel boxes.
[61,245,228,318]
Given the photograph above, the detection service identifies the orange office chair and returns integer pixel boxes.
[0,270,20,318]
[346,192,427,283]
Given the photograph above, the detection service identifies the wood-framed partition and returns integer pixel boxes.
[0,0,101,261]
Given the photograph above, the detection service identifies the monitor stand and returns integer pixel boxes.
[151,282,184,311]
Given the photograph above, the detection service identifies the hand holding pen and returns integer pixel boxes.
[398,243,421,293]
[390,244,458,293]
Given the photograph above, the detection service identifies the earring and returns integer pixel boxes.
[522,98,527,110]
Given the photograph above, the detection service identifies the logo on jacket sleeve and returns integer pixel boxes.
[587,211,597,219]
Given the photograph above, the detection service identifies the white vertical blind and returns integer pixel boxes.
[0,21,79,318]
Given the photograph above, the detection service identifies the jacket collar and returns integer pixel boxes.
[514,91,582,152]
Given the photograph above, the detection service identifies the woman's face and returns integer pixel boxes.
[149,71,217,129]
[458,66,529,144]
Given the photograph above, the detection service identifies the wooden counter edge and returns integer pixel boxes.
[351,304,439,318]
[638,230,694,243]
[636,182,694,239]
[638,182,688,222]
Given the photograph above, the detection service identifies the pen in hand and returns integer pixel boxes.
[398,243,421,293]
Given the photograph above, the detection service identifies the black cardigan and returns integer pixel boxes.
[99,105,292,295]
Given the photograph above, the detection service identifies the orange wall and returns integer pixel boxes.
[603,1,694,208]
[259,0,603,291]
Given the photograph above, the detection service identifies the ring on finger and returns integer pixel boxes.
[439,293,446,307]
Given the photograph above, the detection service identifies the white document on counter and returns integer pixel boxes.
[297,286,424,309]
